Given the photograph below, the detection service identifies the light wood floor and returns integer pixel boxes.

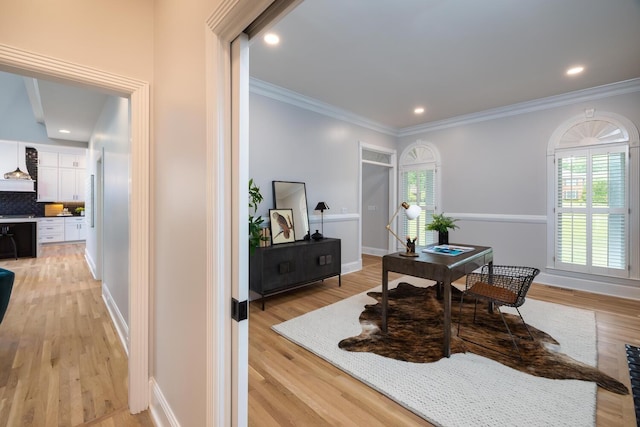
[2,248,638,426]
[249,254,640,427]
[0,244,153,427]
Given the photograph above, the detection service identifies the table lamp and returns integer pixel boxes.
[313,201,329,239]
[386,202,421,257]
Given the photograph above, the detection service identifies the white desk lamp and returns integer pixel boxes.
[386,202,421,257]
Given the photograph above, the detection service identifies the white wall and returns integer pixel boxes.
[249,92,396,268]
[87,96,130,335]
[0,1,154,83]
[153,1,211,425]
[397,90,640,294]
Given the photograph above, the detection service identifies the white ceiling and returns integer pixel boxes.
[35,79,108,142]
[249,0,640,130]
[0,70,107,143]
[2,1,639,140]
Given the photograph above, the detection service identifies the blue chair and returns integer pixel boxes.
[0,268,15,324]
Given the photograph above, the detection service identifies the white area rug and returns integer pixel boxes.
[272,277,597,427]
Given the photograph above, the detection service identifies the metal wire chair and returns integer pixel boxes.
[456,264,540,358]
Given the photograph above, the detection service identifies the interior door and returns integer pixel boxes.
[230,32,250,426]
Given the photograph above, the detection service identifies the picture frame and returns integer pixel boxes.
[269,208,295,244]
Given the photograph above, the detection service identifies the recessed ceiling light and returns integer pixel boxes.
[59,129,71,134]
[414,107,425,114]
[566,66,584,76]
[264,33,280,45]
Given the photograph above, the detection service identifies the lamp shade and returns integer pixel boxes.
[4,167,31,180]
[315,202,329,211]
[403,203,421,220]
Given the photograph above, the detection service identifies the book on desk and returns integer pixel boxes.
[422,244,475,256]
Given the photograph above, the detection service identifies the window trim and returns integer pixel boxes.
[546,111,639,281]
[398,141,441,250]
[554,144,629,277]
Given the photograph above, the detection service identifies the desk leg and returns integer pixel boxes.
[443,276,451,357]
[382,269,388,333]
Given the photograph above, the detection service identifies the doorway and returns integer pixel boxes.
[0,45,150,412]
[359,142,397,256]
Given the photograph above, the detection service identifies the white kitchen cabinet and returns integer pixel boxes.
[38,218,65,243]
[37,166,59,201]
[38,151,59,167]
[59,153,86,169]
[34,147,86,202]
[59,168,85,202]
[64,217,87,241]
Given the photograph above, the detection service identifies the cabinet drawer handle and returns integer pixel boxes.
[278,261,294,274]
[318,255,332,266]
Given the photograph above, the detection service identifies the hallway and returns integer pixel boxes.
[0,244,152,426]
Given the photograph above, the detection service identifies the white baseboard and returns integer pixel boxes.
[101,282,130,356]
[84,249,97,279]
[149,377,180,427]
[342,260,362,275]
[362,246,388,257]
[537,272,640,300]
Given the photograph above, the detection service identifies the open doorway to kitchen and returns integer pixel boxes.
[0,45,150,413]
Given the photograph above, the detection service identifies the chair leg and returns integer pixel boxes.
[514,307,534,341]
[496,306,522,360]
[458,298,530,360]
[9,236,17,260]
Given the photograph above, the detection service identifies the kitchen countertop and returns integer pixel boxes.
[0,215,39,223]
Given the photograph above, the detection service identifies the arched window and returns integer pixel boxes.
[548,112,639,278]
[398,142,441,248]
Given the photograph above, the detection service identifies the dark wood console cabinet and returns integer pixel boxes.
[250,237,341,309]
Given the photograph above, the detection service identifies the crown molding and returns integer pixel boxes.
[250,76,640,140]
[249,77,640,137]
[249,78,398,136]
[399,78,640,137]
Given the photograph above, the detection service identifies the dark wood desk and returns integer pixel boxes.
[382,244,493,357]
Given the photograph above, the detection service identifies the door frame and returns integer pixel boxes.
[205,0,302,424]
[0,44,150,413]
[358,141,397,256]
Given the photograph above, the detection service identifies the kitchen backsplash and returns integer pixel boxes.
[0,148,83,216]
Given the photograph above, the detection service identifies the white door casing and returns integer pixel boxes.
[359,142,397,255]
[205,1,275,425]
[0,44,150,413]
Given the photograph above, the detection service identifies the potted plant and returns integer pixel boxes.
[249,178,268,253]
[426,213,458,245]
[75,207,85,216]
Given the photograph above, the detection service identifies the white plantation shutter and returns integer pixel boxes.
[400,166,436,248]
[555,145,628,276]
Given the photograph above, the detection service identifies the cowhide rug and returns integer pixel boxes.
[338,282,628,395]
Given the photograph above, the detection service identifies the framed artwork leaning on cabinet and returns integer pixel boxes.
[270,208,295,244]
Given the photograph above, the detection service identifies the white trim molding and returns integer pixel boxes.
[309,212,360,224]
[102,282,129,356]
[450,212,547,224]
[400,78,640,137]
[206,1,277,426]
[342,260,362,275]
[149,377,180,427]
[0,43,151,413]
[250,75,640,138]
[537,272,640,301]
[251,78,397,136]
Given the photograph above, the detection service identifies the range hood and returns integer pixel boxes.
[0,140,35,192]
